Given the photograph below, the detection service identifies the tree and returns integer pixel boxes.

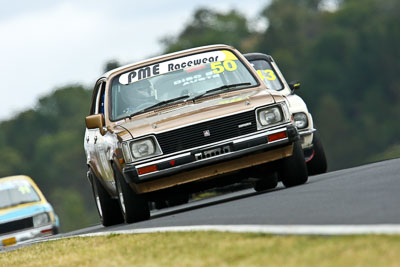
[161,8,256,53]
[0,85,96,232]
[257,0,400,168]
[104,60,121,72]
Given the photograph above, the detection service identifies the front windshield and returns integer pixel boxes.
[249,59,283,91]
[110,50,258,120]
[0,179,41,209]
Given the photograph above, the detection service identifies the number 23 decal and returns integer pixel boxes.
[256,69,277,81]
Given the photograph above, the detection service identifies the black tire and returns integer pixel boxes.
[253,173,278,192]
[114,166,150,224]
[280,141,308,187]
[52,227,59,235]
[307,131,328,175]
[89,169,124,226]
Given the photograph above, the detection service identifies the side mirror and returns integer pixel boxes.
[289,80,301,93]
[85,114,107,136]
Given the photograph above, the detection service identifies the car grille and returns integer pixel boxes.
[0,217,34,235]
[156,110,257,155]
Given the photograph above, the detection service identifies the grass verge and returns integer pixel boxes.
[2,232,400,266]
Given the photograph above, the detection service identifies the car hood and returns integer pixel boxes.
[113,88,286,140]
[0,203,51,224]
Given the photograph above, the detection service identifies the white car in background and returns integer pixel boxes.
[244,53,327,175]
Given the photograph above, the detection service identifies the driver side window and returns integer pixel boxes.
[94,82,106,115]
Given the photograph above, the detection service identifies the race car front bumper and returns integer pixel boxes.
[123,124,299,193]
[0,224,56,247]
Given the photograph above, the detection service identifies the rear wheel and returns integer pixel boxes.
[89,169,124,226]
[280,141,308,187]
[253,173,278,192]
[307,131,328,175]
[114,166,150,223]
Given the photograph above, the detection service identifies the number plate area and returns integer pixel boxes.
[194,145,232,161]
[2,236,17,247]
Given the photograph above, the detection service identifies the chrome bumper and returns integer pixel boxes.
[0,224,55,247]
[123,124,299,184]
[299,128,316,137]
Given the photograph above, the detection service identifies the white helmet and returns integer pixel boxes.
[121,79,154,106]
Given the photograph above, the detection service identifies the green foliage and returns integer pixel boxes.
[50,187,97,232]
[0,85,96,232]
[0,0,398,232]
[367,144,400,164]
[162,0,400,169]
[0,147,24,175]
[104,60,121,72]
[161,8,256,53]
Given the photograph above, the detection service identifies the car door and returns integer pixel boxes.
[85,81,117,194]
[85,82,103,178]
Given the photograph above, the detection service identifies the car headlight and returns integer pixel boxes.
[257,106,284,126]
[293,112,308,129]
[122,142,133,162]
[33,213,50,227]
[129,137,162,160]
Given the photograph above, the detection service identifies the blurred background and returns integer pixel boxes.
[0,0,399,232]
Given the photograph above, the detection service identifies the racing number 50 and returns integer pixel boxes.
[211,60,237,74]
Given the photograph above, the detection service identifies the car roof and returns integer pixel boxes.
[243,52,273,62]
[0,175,35,183]
[100,44,236,80]
[0,175,47,201]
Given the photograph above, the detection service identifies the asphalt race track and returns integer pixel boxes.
[3,158,400,251]
[66,158,400,236]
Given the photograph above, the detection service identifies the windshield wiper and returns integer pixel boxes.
[129,95,190,118]
[188,82,251,102]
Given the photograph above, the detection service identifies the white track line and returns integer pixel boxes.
[2,224,399,252]
[6,224,400,250]
[77,225,400,237]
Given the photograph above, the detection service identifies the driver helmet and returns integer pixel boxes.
[121,79,154,107]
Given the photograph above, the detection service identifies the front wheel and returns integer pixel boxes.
[89,169,124,226]
[280,141,308,187]
[114,166,150,224]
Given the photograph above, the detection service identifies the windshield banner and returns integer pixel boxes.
[119,50,238,85]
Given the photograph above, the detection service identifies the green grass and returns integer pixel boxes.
[366,144,400,164]
[2,232,400,267]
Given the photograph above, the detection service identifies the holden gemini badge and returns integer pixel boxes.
[203,130,211,137]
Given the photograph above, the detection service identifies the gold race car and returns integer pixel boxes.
[84,44,309,226]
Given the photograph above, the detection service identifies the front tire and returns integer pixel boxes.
[280,141,308,187]
[89,169,124,227]
[113,166,150,224]
[307,131,328,175]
